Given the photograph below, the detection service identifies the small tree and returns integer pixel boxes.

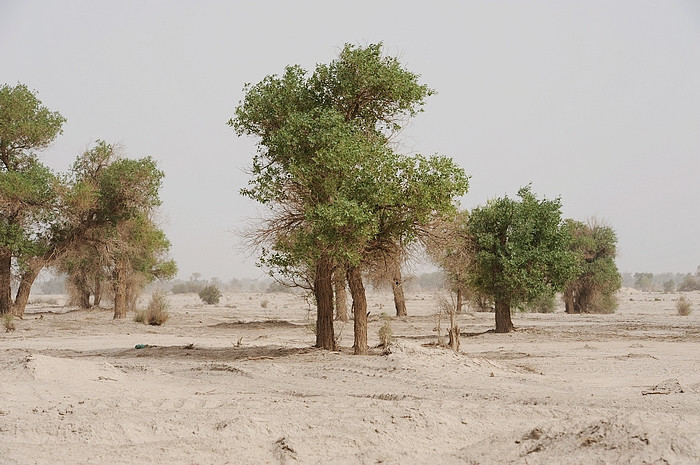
[466,186,577,333]
[634,272,654,291]
[562,218,621,314]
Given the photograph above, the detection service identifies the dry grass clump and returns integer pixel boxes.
[4,314,16,332]
[134,291,170,325]
[378,320,393,348]
[676,296,692,316]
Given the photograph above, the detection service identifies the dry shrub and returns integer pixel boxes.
[676,296,692,316]
[260,299,269,308]
[135,291,170,325]
[378,321,393,348]
[4,314,16,332]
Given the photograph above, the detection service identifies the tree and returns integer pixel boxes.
[0,83,66,315]
[562,218,621,314]
[56,141,175,318]
[466,186,577,333]
[423,210,473,314]
[231,43,469,353]
[634,272,654,291]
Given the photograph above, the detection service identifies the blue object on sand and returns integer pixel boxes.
[134,344,147,349]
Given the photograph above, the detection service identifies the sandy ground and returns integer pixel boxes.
[1,288,699,464]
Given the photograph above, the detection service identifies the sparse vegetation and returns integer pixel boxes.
[199,285,221,305]
[518,292,557,313]
[677,296,692,316]
[260,299,269,309]
[378,320,393,348]
[4,314,15,332]
[134,291,170,325]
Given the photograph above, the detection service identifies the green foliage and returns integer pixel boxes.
[0,83,66,313]
[199,285,221,305]
[172,281,205,294]
[231,42,468,282]
[518,292,557,313]
[663,279,676,293]
[563,218,621,314]
[467,186,577,310]
[634,272,654,291]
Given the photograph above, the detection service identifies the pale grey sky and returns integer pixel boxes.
[2,1,699,280]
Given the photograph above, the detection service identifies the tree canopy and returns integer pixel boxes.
[0,83,66,314]
[467,185,577,332]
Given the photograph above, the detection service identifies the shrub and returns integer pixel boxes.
[378,321,393,347]
[677,296,692,316]
[260,299,269,308]
[518,293,556,313]
[199,285,221,305]
[4,314,16,332]
[136,291,170,325]
[172,281,205,294]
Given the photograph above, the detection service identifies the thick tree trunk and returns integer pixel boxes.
[390,258,407,317]
[494,297,514,333]
[0,250,12,315]
[13,261,44,317]
[563,287,577,314]
[314,253,335,350]
[112,261,128,319]
[333,266,348,322]
[347,265,368,355]
[456,288,464,314]
[93,276,102,307]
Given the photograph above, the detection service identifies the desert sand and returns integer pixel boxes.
[1,288,699,464]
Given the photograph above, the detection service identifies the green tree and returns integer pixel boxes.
[231,43,468,353]
[57,141,175,318]
[562,218,621,314]
[466,186,577,333]
[634,272,654,291]
[0,83,66,314]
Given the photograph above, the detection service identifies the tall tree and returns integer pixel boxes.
[467,186,577,333]
[232,43,468,353]
[0,83,66,315]
[563,218,621,313]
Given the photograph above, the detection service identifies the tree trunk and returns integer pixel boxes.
[0,250,12,315]
[494,297,514,333]
[347,265,368,355]
[314,252,335,350]
[333,266,348,322]
[93,276,102,307]
[112,261,128,319]
[390,257,407,317]
[563,288,575,314]
[456,288,463,314]
[13,261,44,317]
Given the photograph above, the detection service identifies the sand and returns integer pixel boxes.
[1,289,699,464]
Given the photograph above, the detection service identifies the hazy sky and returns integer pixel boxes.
[2,1,699,280]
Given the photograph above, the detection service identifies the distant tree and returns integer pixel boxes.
[634,272,654,291]
[562,218,621,314]
[466,186,577,333]
[231,43,469,353]
[678,274,700,292]
[0,83,66,315]
[663,279,675,293]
